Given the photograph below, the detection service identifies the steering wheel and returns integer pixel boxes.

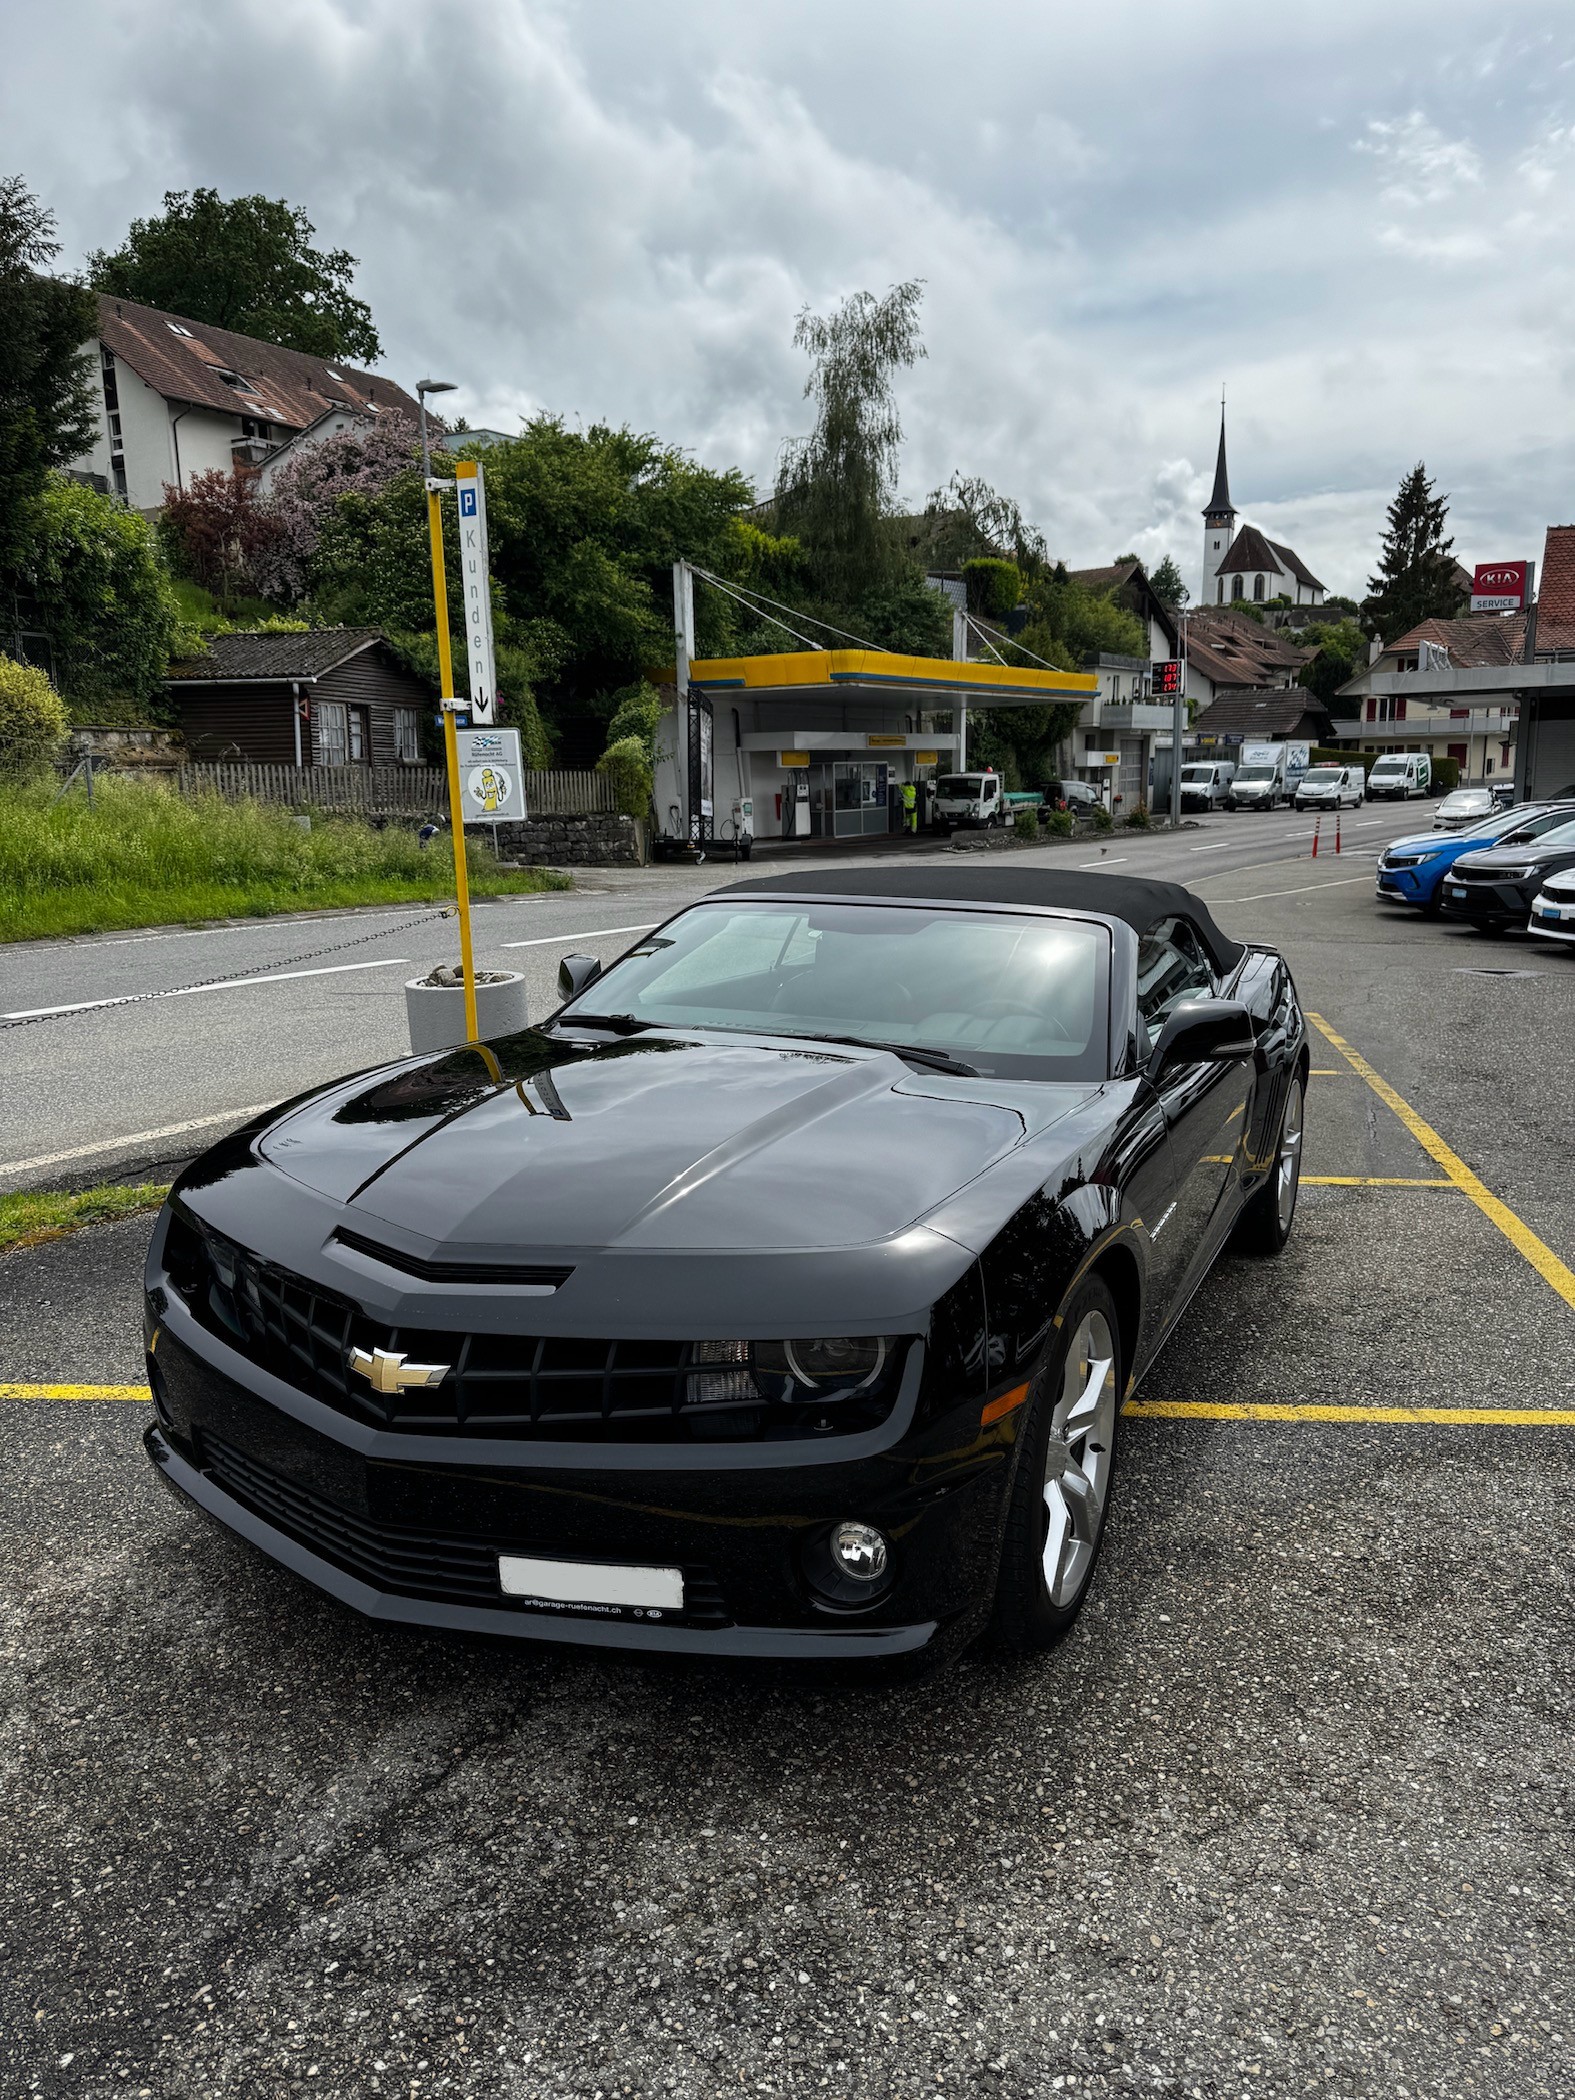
[971,998,1074,1041]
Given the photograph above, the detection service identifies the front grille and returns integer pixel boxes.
[164,1212,899,1442]
[201,1431,732,1624]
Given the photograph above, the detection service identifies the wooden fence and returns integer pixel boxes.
[172,763,617,817]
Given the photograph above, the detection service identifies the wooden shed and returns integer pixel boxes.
[164,629,434,767]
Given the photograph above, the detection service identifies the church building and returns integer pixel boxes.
[1200,411,1326,609]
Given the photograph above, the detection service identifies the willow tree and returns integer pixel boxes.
[775,281,925,599]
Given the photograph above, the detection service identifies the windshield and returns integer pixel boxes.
[1512,816,1575,850]
[1180,766,1215,783]
[559,901,1110,1081]
[1235,765,1277,782]
[1442,789,1489,807]
[1302,768,1342,785]
[937,776,986,797]
[1372,758,1408,773]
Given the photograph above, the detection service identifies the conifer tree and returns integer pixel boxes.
[1362,463,1462,639]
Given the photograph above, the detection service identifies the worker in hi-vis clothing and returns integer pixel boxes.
[901,778,918,834]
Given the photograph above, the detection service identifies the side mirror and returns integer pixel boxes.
[557,953,604,1002]
[1148,999,1255,1081]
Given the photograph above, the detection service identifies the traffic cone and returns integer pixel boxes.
[1312,817,1320,859]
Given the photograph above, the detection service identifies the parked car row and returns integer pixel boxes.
[1375,796,1575,942]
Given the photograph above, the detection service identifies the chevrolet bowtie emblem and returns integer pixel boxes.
[348,1345,450,1395]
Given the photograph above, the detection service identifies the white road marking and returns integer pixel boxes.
[1187,842,1240,852]
[1213,873,1378,904]
[501,924,657,949]
[1077,858,1129,868]
[0,1105,280,1179]
[2,956,410,1021]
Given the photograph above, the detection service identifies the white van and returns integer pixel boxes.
[1366,752,1432,800]
[934,771,1005,828]
[1178,760,1236,812]
[1294,764,1365,811]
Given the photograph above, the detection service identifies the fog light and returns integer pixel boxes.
[830,1521,888,1584]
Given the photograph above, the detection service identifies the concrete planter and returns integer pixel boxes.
[405,970,528,1055]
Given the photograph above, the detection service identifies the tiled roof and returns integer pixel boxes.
[1538,525,1575,629]
[1068,562,1141,593]
[97,294,420,432]
[165,628,388,682]
[1383,615,1527,669]
[1192,688,1334,737]
[1185,611,1312,690]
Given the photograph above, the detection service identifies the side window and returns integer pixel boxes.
[1136,916,1216,1049]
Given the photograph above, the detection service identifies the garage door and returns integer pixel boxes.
[1529,703,1575,798]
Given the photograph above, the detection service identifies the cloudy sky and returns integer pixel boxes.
[10,0,1575,596]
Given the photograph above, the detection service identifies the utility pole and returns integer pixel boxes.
[1170,608,1187,829]
[673,560,695,843]
[417,377,479,1046]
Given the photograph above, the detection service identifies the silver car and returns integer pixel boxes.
[1433,787,1497,831]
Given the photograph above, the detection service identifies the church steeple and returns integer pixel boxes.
[1204,400,1232,517]
[1200,388,1237,604]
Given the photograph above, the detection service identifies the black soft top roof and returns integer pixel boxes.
[716,865,1246,975]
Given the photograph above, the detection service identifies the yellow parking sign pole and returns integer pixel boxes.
[426,484,480,1045]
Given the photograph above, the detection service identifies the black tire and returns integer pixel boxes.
[1234,1073,1304,1255]
[991,1275,1123,1654]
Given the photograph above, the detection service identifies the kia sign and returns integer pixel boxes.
[1470,560,1531,614]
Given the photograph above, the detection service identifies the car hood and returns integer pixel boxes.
[1454,844,1561,873]
[1386,831,1455,855]
[256,1028,1094,1256]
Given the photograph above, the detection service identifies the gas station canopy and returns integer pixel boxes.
[688,647,1098,707]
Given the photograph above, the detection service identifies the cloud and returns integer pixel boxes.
[7,0,1575,600]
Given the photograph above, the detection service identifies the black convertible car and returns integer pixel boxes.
[144,869,1307,1668]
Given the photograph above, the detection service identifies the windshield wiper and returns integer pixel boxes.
[788,1032,979,1077]
[558,1012,660,1035]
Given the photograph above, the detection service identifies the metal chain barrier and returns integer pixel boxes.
[0,907,457,1035]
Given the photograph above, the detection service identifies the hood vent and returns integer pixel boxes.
[333,1228,572,1290]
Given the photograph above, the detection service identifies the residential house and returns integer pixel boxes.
[71,293,420,511]
[163,629,435,768]
[1199,409,1326,608]
[1330,524,1575,789]
[1066,561,1180,663]
[1181,609,1313,709]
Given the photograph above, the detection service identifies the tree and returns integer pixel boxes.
[1362,463,1463,640]
[88,189,380,363]
[962,558,1022,620]
[1149,554,1189,609]
[158,468,282,604]
[775,282,925,598]
[21,478,188,716]
[0,650,68,774]
[1295,617,1368,714]
[917,472,1047,574]
[0,176,98,575]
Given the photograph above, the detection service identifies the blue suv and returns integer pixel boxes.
[1375,802,1575,914]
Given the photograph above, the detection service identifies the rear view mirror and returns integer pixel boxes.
[1148,1000,1255,1081]
[557,953,604,1001]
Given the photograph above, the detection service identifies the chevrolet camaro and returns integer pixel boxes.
[143,869,1308,1670]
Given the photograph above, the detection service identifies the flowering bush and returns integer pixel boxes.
[158,469,280,603]
[250,412,419,602]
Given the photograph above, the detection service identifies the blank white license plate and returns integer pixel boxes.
[498,1554,684,1613]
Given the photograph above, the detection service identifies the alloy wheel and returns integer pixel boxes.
[1276,1077,1304,1232]
[1041,1310,1117,1609]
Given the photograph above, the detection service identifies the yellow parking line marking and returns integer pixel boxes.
[1309,1014,1575,1315]
[1126,1400,1575,1426]
[1308,1068,1344,1075]
[1304,1175,1455,1187]
[0,1383,150,1401]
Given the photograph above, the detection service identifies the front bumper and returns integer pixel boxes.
[1438,878,1534,923]
[1375,859,1446,905]
[1528,896,1575,945]
[144,1309,1009,1664]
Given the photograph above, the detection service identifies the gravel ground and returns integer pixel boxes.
[2,847,1573,2100]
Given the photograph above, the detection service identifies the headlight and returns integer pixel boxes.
[1491,865,1534,880]
[687,1338,900,1419]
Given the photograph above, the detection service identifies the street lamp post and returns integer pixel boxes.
[416,378,479,1045]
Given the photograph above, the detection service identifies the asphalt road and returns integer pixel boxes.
[1,803,1436,1191]
[4,802,1575,2100]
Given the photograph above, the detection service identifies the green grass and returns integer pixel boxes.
[0,1182,171,1254]
[0,778,567,941]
